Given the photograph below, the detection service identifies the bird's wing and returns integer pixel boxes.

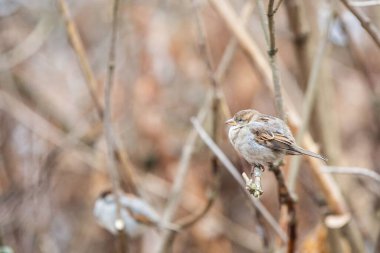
[252,128,299,154]
[128,212,157,226]
[251,125,327,161]
[247,114,297,154]
[120,195,160,226]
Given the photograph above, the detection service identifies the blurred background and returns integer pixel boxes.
[0,0,379,252]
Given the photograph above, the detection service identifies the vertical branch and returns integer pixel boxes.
[103,0,127,252]
[258,1,296,251]
[57,0,103,119]
[214,0,255,119]
[214,1,254,81]
[267,0,285,120]
[205,2,365,252]
[284,0,310,90]
[157,97,211,253]
[191,118,288,242]
[58,0,138,195]
[287,12,333,192]
[338,14,377,91]
[268,164,296,253]
[158,1,228,251]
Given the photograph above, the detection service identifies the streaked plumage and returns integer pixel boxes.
[226,109,326,168]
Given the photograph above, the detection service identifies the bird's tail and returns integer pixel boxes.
[291,146,327,161]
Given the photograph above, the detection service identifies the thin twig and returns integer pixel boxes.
[213,0,256,120]
[349,0,380,6]
[256,0,270,44]
[157,1,254,245]
[273,0,285,14]
[210,0,349,217]
[267,0,285,120]
[338,13,377,91]
[322,166,380,183]
[57,0,103,119]
[143,173,265,252]
[159,173,221,253]
[0,90,107,174]
[58,0,138,195]
[209,1,363,251]
[158,3,256,249]
[283,0,310,90]
[214,1,256,83]
[209,0,273,89]
[159,2,226,250]
[182,0,222,227]
[287,11,334,193]
[191,118,288,242]
[103,0,127,252]
[176,179,220,229]
[339,0,380,48]
[157,95,211,253]
[268,164,297,253]
[259,1,296,251]
[0,14,56,70]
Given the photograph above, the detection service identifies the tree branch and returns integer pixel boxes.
[267,0,285,120]
[191,118,288,242]
[58,0,138,195]
[322,166,380,183]
[339,0,380,48]
[57,0,103,119]
[287,11,334,192]
[268,164,297,253]
[103,0,128,251]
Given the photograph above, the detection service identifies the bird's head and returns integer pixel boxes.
[97,189,115,204]
[225,109,259,127]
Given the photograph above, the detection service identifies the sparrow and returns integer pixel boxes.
[226,109,326,169]
[93,190,178,238]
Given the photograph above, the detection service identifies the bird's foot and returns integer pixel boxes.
[242,171,263,198]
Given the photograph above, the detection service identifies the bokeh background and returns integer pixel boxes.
[0,0,379,252]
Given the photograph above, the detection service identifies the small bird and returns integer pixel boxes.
[93,190,178,238]
[226,109,326,169]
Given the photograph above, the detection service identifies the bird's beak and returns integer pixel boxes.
[225,118,237,126]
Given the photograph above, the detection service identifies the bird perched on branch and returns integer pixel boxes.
[226,109,326,169]
[93,190,178,238]
[226,109,326,197]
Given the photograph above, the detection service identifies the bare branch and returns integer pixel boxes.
[57,0,103,119]
[273,0,285,14]
[158,1,230,249]
[209,0,349,217]
[157,95,211,253]
[349,0,380,7]
[103,0,128,251]
[267,0,285,120]
[191,118,288,242]
[0,15,56,70]
[268,164,297,253]
[58,0,138,195]
[214,1,256,83]
[322,166,380,183]
[288,11,334,192]
[339,0,380,48]
[143,173,265,252]
[283,0,310,90]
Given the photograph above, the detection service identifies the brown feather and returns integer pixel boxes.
[254,129,326,161]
